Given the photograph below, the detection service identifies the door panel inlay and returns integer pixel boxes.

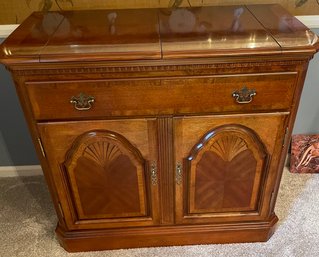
[187,124,268,215]
[195,149,256,210]
[83,141,122,167]
[210,135,248,162]
[64,130,148,220]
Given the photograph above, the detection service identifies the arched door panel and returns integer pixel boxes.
[186,125,268,214]
[174,114,287,224]
[64,130,148,220]
[38,119,159,229]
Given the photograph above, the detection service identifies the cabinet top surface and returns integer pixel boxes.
[1,4,318,64]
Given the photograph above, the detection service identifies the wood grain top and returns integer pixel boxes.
[0,4,318,64]
[40,9,162,62]
[159,5,280,58]
[247,5,319,52]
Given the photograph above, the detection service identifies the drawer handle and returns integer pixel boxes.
[232,86,256,104]
[70,93,95,111]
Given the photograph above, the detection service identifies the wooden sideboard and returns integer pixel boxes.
[1,4,318,252]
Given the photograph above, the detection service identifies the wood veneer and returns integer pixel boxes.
[1,4,318,252]
[25,72,296,120]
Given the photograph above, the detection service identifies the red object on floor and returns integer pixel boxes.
[290,134,319,173]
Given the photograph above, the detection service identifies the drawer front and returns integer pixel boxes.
[26,72,297,120]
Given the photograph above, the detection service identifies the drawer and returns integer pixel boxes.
[26,72,297,120]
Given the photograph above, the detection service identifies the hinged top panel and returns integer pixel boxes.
[0,12,64,63]
[160,4,318,58]
[39,9,162,62]
[0,4,318,64]
[247,5,319,52]
[159,5,280,58]
[0,9,162,63]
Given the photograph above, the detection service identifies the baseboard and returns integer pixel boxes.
[0,24,19,38]
[0,165,43,177]
[296,16,319,29]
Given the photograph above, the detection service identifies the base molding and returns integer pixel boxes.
[56,215,278,252]
[0,165,42,177]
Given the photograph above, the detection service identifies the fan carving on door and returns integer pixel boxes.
[63,130,148,220]
[210,135,248,162]
[186,124,268,215]
[83,141,122,169]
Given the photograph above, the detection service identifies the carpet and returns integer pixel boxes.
[0,168,319,257]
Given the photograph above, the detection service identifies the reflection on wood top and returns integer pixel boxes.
[0,4,318,63]
[159,5,280,58]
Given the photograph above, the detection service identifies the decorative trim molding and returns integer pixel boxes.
[0,165,43,177]
[12,60,306,75]
[0,15,318,39]
[0,24,19,38]
[296,16,319,29]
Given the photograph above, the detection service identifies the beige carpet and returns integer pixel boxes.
[0,168,319,257]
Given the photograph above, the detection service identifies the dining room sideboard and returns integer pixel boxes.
[1,4,318,252]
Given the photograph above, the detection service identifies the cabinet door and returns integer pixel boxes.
[174,113,288,224]
[38,118,160,229]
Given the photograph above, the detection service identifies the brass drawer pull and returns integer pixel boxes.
[70,93,95,111]
[232,86,256,104]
